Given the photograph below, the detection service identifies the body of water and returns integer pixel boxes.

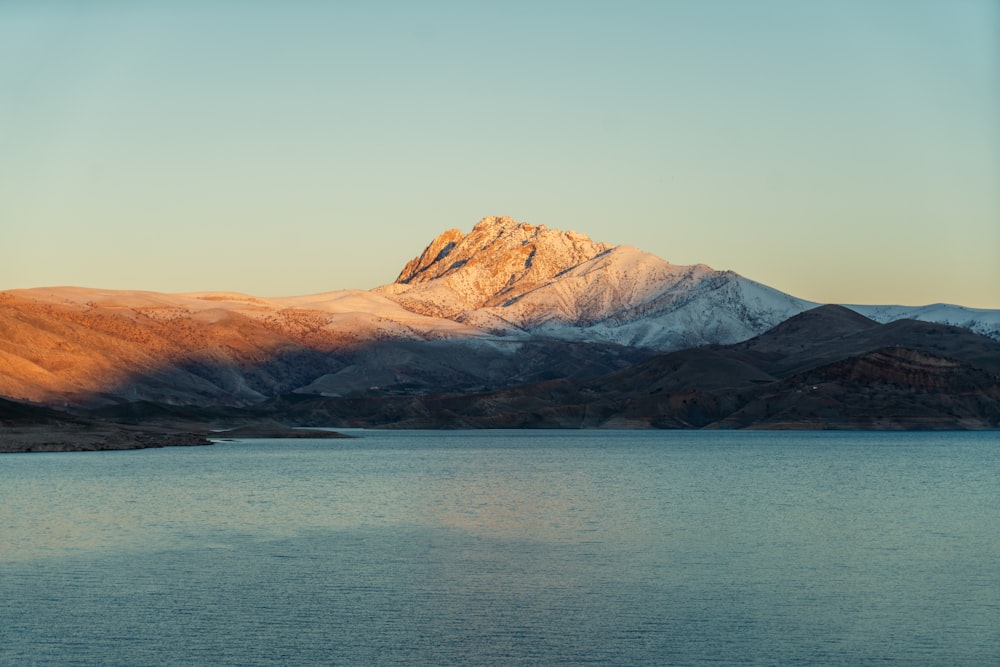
[1,430,997,665]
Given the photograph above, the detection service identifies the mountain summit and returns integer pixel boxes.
[396,216,610,288]
[379,216,612,318]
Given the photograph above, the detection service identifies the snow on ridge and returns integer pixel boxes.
[444,244,818,349]
[848,303,1000,340]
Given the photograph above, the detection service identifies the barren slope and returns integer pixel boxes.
[0,288,485,406]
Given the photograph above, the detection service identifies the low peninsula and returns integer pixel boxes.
[0,397,352,453]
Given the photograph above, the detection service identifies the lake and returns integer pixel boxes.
[1,430,997,666]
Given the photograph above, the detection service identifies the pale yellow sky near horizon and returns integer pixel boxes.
[1,1,998,308]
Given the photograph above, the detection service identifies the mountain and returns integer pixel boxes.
[379,217,1000,349]
[258,305,1000,430]
[1,216,998,414]
[376,216,816,348]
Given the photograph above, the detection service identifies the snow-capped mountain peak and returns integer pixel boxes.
[377,216,613,318]
[377,217,817,347]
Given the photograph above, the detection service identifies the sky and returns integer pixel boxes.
[1,0,998,308]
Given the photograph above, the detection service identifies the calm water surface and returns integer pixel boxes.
[1,430,997,666]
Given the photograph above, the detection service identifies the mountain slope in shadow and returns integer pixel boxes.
[253,306,1000,430]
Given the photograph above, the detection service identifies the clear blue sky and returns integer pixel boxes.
[2,0,998,307]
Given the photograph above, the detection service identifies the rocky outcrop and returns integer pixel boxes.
[395,227,467,285]
[394,217,610,294]
[379,216,613,318]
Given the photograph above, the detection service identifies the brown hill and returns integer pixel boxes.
[710,347,1000,429]
[704,304,1000,383]
[0,291,347,406]
[0,289,646,408]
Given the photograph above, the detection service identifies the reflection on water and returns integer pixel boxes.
[1,430,998,665]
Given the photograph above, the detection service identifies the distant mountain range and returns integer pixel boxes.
[2,216,999,429]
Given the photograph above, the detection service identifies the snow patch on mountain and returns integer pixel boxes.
[848,304,1000,341]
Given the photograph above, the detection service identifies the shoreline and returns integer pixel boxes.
[209,425,356,440]
[1,423,355,453]
[0,425,212,453]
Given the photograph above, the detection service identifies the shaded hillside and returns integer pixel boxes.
[731,306,1000,379]
[712,347,1000,429]
[0,396,88,426]
[251,306,1000,430]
